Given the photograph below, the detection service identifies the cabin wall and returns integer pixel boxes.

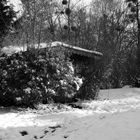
[70,54,95,77]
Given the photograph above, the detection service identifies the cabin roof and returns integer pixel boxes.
[1,41,103,58]
[51,41,103,58]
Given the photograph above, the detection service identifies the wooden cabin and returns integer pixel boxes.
[50,41,103,77]
[1,41,103,77]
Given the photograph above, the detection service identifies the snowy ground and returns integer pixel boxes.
[0,88,140,140]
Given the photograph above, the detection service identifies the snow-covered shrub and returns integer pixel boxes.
[0,47,79,107]
[76,75,100,100]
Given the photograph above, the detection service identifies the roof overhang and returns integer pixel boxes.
[1,41,103,59]
[51,41,103,59]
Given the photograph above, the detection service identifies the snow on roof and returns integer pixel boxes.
[51,41,103,58]
[1,41,103,58]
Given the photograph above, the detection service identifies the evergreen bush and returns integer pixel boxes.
[0,47,78,107]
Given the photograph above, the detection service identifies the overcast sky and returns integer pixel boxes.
[8,0,92,20]
[9,0,92,12]
[9,0,23,11]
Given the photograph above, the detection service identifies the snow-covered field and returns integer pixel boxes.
[0,88,140,140]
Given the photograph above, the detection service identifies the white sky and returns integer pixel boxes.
[9,0,92,12]
[9,0,23,18]
[9,0,23,11]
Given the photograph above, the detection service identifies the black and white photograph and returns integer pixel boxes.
[0,0,140,139]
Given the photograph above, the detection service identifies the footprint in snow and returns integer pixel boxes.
[19,130,28,136]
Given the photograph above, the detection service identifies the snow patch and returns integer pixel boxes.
[0,113,61,129]
[59,96,140,116]
[0,95,140,129]
[82,96,140,113]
